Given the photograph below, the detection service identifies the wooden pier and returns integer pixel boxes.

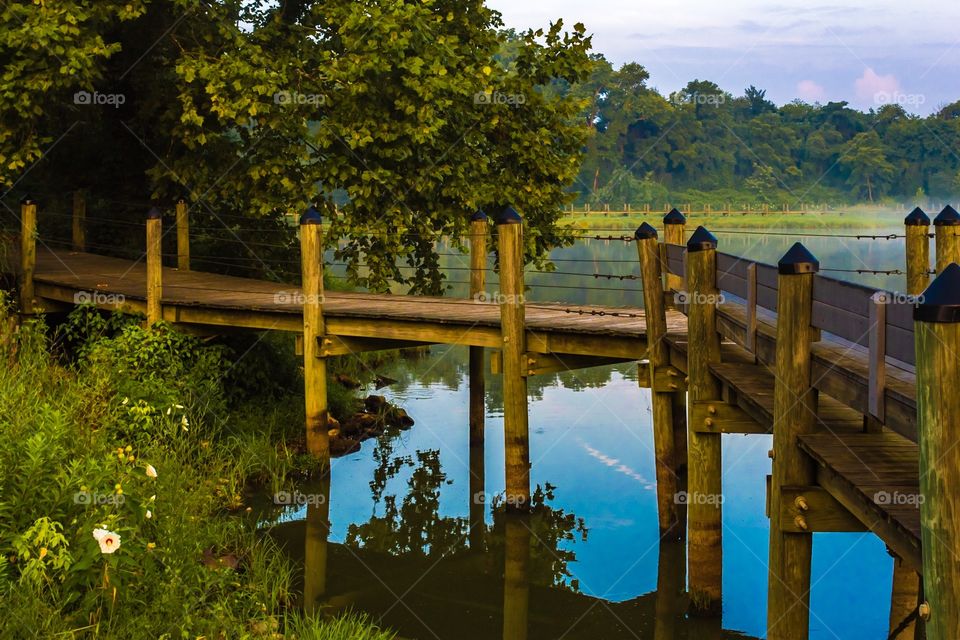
[8,197,960,639]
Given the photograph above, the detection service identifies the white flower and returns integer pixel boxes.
[145,510,152,519]
[181,415,189,431]
[145,464,158,479]
[121,397,129,406]
[166,407,171,415]
[149,495,156,502]
[92,528,121,554]
[174,404,184,409]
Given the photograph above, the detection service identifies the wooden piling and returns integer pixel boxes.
[933,205,960,273]
[469,210,488,547]
[72,190,86,252]
[685,226,722,615]
[890,207,929,640]
[300,205,330,462]
[662,210,690,500]
[663,209,686,296]
[497,207,530,511]
[19,197,36,314]
[888,551,921,639]
[636,222,680,539]
[145,207,163,326]
[767,243,820,640]
[914,264,960,640]
[905,208,930,296]
[176,198,190,271]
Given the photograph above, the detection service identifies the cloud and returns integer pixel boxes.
[854,67,900,102]
[797,79,827,102]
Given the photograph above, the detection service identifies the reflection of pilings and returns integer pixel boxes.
[469,430,486,549]
[470,211,489,548]
[303,474,332,613]
[654,540,686,640]
[503,513,531,640]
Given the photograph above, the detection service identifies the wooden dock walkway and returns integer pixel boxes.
[29,248,685,359]
[9,198,960,639]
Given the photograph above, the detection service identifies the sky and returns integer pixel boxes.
[486,0,959,115]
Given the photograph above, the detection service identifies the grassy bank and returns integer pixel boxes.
[0,297,395,639]
[560,207,910,231]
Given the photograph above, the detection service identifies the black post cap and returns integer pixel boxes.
[915,263,960,323]
[300,205,322,225]
[934,205,960,227]
[904,207,930,226]
[635,222,658,240]
[471,209,488,222]
[496,206,522,225]
[20,195,34,206]
[146,206,163,220]
[664,208,686,225]
[686,226,717,252]
[778,242,820,275]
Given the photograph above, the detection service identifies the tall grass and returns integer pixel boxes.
[0,296,392,639]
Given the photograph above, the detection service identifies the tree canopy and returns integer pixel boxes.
[574,58,960,206]
[1,0,594,292]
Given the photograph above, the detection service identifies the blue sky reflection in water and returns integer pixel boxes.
[283,217,915,639]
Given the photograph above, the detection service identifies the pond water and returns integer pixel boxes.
[271,211,920,639]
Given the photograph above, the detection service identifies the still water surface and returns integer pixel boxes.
[275,212,914,639]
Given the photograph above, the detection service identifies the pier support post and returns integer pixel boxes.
[300,205,330,462]
[905,208,931,297]
[887,207,930,639]
[72,190,85,252]
[19,197,36,314]
[497,206,530,511]
[914,264,960,640]
[469,209,489,547]
[662,210,689,498]
[767,243,820,640]
[685,226,722,615]
[176,198,190,271]
[302,206,331,609]
[636,222,680,539]
[662,209,686,296]
[933,205,960,273]
[145,207,163,326]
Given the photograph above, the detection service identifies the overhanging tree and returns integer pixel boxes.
[0,0,595,293]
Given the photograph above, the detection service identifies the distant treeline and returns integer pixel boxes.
[568,58,960,206]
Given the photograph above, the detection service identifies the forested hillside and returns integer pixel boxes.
[572,58,960,205]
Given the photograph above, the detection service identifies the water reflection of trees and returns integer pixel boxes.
[345,433,588,592]
[371,345,641,414]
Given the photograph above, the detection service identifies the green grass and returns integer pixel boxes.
[0,296,393,639]
[561,208,907,231]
